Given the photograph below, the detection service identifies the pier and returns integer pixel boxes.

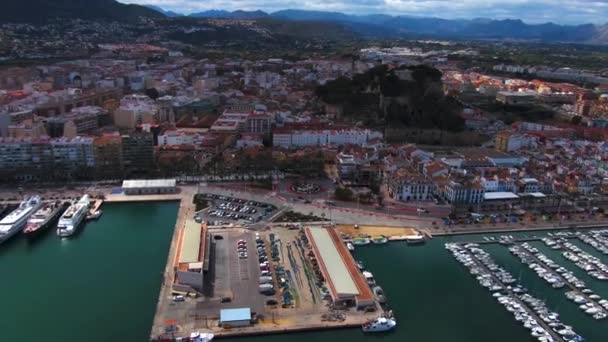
[458,246,566,342]
[89,199,103,214]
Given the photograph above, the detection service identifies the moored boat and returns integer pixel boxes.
[190,332,214,342]
[371,236,388,244]
[352,237,371,246]
[57,195,90,237]
[346,242,355,251]
[362,316,396,332]
[86,210,102,221]
[23,201,70,240]
[405,235,426,245]
[0,196,42,244]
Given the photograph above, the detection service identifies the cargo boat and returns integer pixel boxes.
[23,201,70,240]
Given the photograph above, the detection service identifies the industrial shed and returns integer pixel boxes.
[219,308,252,327]
[122,179,176,195]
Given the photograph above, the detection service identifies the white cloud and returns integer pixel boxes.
[120,0,608,24]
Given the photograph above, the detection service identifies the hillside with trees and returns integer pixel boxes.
[316,65,464,132]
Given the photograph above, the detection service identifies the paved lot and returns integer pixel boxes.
[195,229,266,317]
[196,193,277,226]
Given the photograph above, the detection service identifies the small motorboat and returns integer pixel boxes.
[190,332,214,342]
[362,316,396,332]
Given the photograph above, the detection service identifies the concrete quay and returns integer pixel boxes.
[144,187,197,341]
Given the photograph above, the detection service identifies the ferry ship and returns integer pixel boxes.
[23,201,70,240]
[0,196,42,244]
[57,195,90,237]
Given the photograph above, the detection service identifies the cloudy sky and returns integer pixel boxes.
[119,0,608,25]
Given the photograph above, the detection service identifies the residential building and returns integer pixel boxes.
[0,138,53,181]
[246,112,272,134]
[273,129,382,148]
[50,136,95,180]
[443,179,485,205]
[0,109,34,136]
[495,131,538,152]
[496,91,536,105]
[93,135,124,179]
[121,133,155,177]
[114,94,157,129]
[386,168,432,201]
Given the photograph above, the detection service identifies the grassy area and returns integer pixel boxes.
[275,211,328,222]
[192,194,209,211]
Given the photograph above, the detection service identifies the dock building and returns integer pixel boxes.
[121,179,177,195]
[305,227,374,309]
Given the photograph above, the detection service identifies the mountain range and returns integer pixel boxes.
[181,9,608,43]
[1,0,607,44]
[1,0,163,23]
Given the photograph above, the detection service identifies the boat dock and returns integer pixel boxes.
[89,199,103,214]
[462,248,566,342]
[458,246,566,342]
[513,245,608,316]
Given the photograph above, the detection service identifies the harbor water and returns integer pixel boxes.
[225,231,608,342]
[0,201,178,342]
[1,201,607,342]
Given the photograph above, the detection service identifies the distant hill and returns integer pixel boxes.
[0,0,164,23]
[144,5,181,17]
[169,17,358,49]
[264,10,607,43]
[189,10,269,19]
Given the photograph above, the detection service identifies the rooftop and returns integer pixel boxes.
[220,308,251,322]
[484,192,520,201]
[307,227,359,297]
[122,179,176,189]
[179,220,202,264]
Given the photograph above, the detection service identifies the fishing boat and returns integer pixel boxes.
[371,236,388,244]
[352,237,371,246]
[405,235,425,245]
[373,286,387,304]
[362,316,396,332]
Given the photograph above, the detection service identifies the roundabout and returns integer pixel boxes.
[289,182,322,195]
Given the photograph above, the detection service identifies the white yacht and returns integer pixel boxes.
[0,196,42,244]
[362,316,397,332]
[57,195,90,237]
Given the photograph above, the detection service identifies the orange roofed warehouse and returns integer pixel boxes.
[305,227,374,309]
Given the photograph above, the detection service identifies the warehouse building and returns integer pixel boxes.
[173,221,208,293]
[305,227,374,309]
[122,179,176,195]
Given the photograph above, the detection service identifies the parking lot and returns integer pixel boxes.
[194,229,270,317]
[195,194,277,225]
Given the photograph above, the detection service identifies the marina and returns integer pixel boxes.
[0,187,607,341]
[448,242,580,342]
